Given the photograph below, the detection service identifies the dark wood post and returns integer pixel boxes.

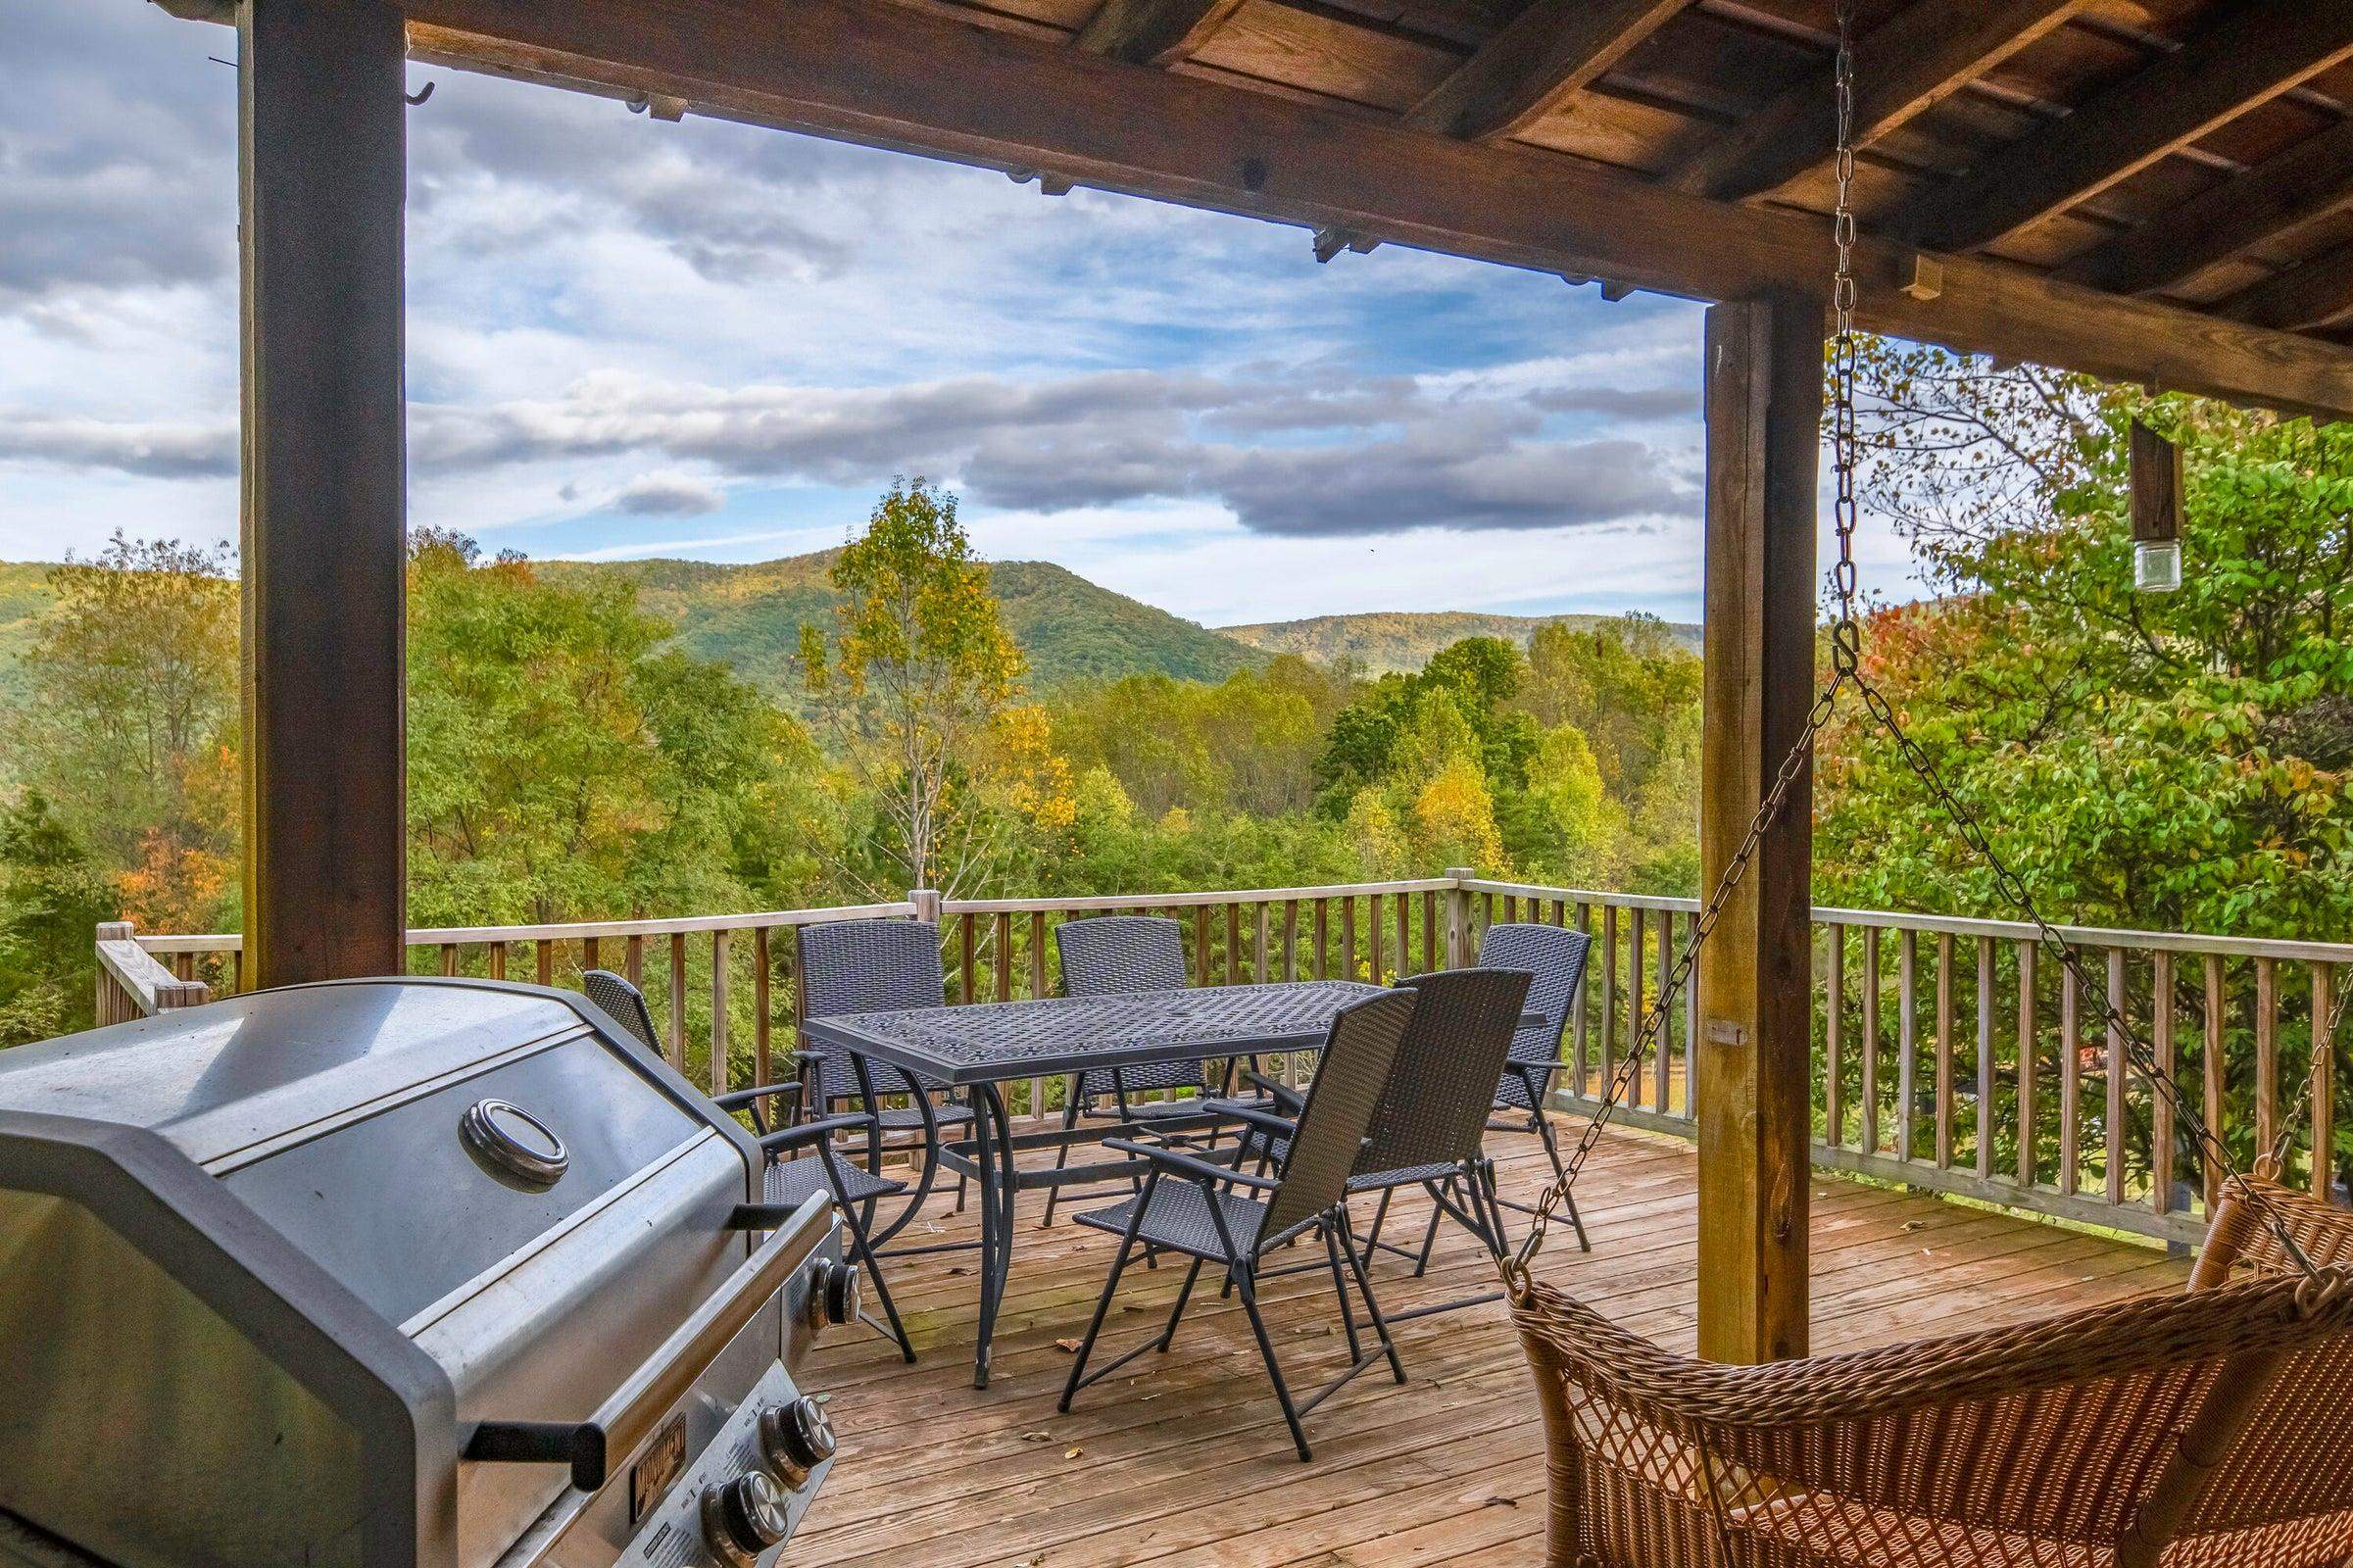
[238,0,410,985]
[1694,292,1822,1364]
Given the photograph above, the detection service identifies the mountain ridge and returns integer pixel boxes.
[1220,609,1700,674]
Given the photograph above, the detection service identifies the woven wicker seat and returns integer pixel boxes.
[766,1150,905,1209]
[1512,1173,2353,1567]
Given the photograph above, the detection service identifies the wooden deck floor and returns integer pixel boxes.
[793,1123,2189,1567]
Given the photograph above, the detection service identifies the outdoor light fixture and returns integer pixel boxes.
[2129,417,2184,595]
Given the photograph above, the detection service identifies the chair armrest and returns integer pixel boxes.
[711,1082,805,1112]
[1239,1070,1306,1114]
[1103,1137,1282,1191]
[757,1111,881,1154]
[1200,1101,1299,1140]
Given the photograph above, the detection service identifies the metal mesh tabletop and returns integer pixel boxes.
[798,981,1388,1086]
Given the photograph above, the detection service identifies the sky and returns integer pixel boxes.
[0,0,1925,628]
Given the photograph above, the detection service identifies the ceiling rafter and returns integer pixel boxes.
[1666,0,2086,202]
[2061,115,2353,296]
[1071,0,1245,67]
[1892,0,2353,255]
[2221,238,2353,332]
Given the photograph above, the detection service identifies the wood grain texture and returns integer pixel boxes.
[1072,0,1244,65]
[2063,115,2353,295]
[398,0,2353,418]
[1895,0,2353,255]
[1694,292,1821,1365]
[785,1130,2184,1566]
[2221,236,2353,331]
[239,0,409,986]
[1669,0,2085,201]
[1402,0,1689,143]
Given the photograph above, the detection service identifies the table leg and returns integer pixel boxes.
[971,1081,1018,1389]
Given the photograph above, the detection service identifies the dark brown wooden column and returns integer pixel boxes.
[239,0,409,986]
[1694,292,1823,1364]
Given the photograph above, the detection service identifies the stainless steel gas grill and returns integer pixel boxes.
[0,977,853,1568]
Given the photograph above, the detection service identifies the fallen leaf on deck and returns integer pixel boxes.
[1054,1337,1084,1353]
[1481,1496,1520,1509]
[1064,1447,1083,1459]
[1021,1432,1052,1443]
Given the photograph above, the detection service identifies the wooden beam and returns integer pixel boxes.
[1695,291,1820,1364]
[239,0,410,986]
[1072,0,1242,67]
[2063,116,2353,296]
[2220,237,2353,332]
[393,0,2353,419]
[1669,0,2083,202]
[1897,0,2353,256]
[1401,0,1689,144]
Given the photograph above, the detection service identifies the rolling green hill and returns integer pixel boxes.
[1219,610,1701,675]
[538,552,1267,696]
[0,563,52,710]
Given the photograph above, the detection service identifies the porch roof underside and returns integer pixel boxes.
[174,0,2353,420]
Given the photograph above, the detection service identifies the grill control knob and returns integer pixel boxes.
[804,1258,861,1333]
[757,1396,838,1488]
[702,1471,790,1564]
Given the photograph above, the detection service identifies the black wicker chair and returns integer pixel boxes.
[795,918,972,1247]
[1040,916,1250,1227]
[1058,988,1419,1461]
[581,969,914,1359]
[1478,922,1592,1251]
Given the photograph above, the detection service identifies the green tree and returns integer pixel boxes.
[799,479,1028,895]
[0,793,117,1045]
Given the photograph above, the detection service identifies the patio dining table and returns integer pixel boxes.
[800,978,1390,1386]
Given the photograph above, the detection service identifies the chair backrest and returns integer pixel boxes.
[1259,989,1419,1243]
[582,968,662,1054]
[2168,1178,2353,1556]
[1355,966,1533,1177]
[1479,922,1590,1072]
[795,918,950,1100]
[1056,915,1189,997]
[1055,916,1201,1094]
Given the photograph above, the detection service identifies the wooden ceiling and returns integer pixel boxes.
[174,0,2353,416]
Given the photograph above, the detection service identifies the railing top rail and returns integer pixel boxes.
[1467,879,2353,964]
[97,927,209,1010]
[939,879,1457,915]
[136,900,922,955]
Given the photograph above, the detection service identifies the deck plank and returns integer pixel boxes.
[794,1123,2187,1565]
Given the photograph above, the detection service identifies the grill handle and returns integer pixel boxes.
[465,1192,833,1491]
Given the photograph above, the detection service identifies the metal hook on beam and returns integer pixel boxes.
[406,81,435,106]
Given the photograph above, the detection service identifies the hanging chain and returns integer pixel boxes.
[1505,0,2328,1298]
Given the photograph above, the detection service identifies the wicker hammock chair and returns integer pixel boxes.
[1497,6,2353,1561]
[1511,1176,2353,1567]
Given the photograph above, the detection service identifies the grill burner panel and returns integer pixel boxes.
[0,977,844,1568]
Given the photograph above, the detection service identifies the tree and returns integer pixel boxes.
[0,793,116,1045]
[11,532,239,894]
[799,479,1028,896]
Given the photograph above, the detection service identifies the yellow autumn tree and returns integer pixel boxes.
[1409,754,1502,871]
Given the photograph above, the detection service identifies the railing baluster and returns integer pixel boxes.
[1196,906,1212,987]
[1422,890,1438,972]
[1029,912,1048,1000]
[1861,926,1880,1155]
[1628,906,1645,1109]
[1342,897,1357,982]
[1369,893,1387,983]
[1283,899,1299,981]
[1896,930,1917,1163]
[2060,960,2080,1196]
[993,912,1012,1002]
[667,932,686,1064]
[1976,935,1995,1180]
[2105,948,2128,1205]
[1934,934,1954,1168]
[711,929,730,1096]
[538,939,555,988]
[959,913,977,1005]
[1225,903,1241,985]
[2256,956,2279,1154]
[1825,924,1843,1147]
[439,942,457,977]
[2203,954,2227,1212]
[1600,906,1619,1097]
[583,936,599,974]
[2019,941,2037,1187]
[1394,892,1409,978]
[1312,900,1329,980]
[755,926,772,1090]
[624,933,642,989]
[1573,903,1592,1093]
[1656,909,1674,1112]
[2313,961,2335,1200]
[1255,904,1269,982]
[2151,949,2174,1215]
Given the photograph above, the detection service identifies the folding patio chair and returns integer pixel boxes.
[1477,922,1593,1251]
[582,968,914,1359]
[1058,988,1419,1461]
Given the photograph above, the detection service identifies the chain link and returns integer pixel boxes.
[1503,0,2328,1297]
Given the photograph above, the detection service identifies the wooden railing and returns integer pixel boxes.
[117,875,2349,1245]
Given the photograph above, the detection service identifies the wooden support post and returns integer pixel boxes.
[1694,292,1821,1365]
[238,0,410,988]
